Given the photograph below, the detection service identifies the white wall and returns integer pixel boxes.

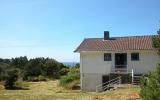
[80,50,159,75]
[80,52,112,74]
[80,52,113,91]
[81,73,102,91]
[79,50,159,91]
[128,51,159,74]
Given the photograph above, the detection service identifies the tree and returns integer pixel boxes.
[0,62,10,80]
[4,68,19,89]
[11,56,28,69]
[23,57,66,80]
[0,57,67,81]
[152,36,160,55]
[23,58,46,80]
[45,58,59,77]
[140,34,160,100]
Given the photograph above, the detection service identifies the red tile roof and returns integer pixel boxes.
[74,35,159,52]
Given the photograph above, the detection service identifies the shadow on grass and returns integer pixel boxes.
[5,86,29,90]
[72,85,80,90]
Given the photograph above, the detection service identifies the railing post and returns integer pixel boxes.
[132,69,134,83]
[119,77,121,84]
[96,86,98,92]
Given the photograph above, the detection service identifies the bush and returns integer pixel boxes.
[25,75,47,82]
[68,67,79,74]
[32,77,39,82]
[4,68,19,89]
[60,73,80,88]
[38,75,47,81]
[140,64,160,100]
[140,34,160,99]
[60,68,70,76]
[15,79,29,89]
[0,62,10,81]
[66,80,80,89]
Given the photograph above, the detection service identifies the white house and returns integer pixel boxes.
[74,31,160,91]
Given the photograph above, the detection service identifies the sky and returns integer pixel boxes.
[0,0,160,62]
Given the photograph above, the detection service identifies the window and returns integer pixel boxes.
[131,53,139,61]
[104,53,112,61]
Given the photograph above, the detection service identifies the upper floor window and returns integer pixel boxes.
[104,53,112,61]
[131,53,139,61]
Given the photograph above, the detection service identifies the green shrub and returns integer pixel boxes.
[38,75,47,81]
[68,67,79,75]
[32,77,39,82]
[25,76,33,81]
[15,79,29,89]
[60,68,70,76]
[25,75,47,82]
[140,64,160,100]
[140,34,160,99]
[4,68,19,89]
[66,80,80,89]
[60,73,79,88]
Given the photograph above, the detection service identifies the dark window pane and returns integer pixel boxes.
[131,53,139,61]
[104,53,112,61]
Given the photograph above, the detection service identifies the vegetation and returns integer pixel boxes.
[152,35,160,55]
[0,80,140,100]
[0,57,71,89]
[60,65,80,89]
[140,34,160,99]
[4,68,19,89]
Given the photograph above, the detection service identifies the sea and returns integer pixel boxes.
[61,62,79,67]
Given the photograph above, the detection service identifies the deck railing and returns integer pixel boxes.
[111,65,128,73]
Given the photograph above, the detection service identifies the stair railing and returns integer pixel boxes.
[96,76,121,92]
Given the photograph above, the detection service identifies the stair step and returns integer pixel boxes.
[132,83,140,85]
[134,75,141,77]
[133,77,140,79]
[133,77,141,79]
[133,79,140,81]
[133,82,140,83]
[132,75,141,85]
[133,82,140,84]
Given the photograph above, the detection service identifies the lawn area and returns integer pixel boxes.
[0,80,141,100]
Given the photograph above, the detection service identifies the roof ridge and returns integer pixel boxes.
[115,34,158,38]
[84,34,159,40]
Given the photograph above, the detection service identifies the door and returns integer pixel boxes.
[115,53,127,68]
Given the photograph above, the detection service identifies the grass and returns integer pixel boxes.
[0,80,141,100]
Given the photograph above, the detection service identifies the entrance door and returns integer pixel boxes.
[115,53,127,68]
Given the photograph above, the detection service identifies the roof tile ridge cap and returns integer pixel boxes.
[114,34,157,38]
[84,38,103,40]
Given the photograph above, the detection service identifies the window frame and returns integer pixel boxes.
[131,53,139,61]
[104,53,112,61]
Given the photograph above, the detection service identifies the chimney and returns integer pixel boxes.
[104,31,109,40]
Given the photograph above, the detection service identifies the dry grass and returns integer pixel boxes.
[0,80,141,100]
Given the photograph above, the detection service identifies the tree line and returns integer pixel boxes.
[0,56,79,89]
